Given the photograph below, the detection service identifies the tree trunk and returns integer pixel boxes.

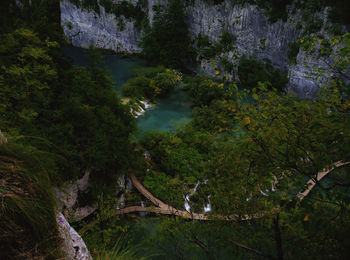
[273,214,283,260]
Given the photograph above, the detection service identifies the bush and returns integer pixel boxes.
[196,33,211,49]
[199,30,236,59]
[238,55,288,91]
[122,76,151,98]
[303,18,323,34]
[112,0,147,29]
[122,67,179,99]
[219,30,236,52]
[220,56,234,73]
[152,72,177,97]
[287,41,300,64]
[183,75,225,107]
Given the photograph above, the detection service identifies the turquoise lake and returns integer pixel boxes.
[64,46,193,133]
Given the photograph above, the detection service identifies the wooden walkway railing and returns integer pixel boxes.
[79,161,349,234]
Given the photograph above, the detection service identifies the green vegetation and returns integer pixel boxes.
[1,1,350,259]
[108,0,148,30]
[0,2,136,258]
[133,80,350,258]
[140,0,195,69]
[219,56,234,73]
[0,28,136,183]
[238,55,288,90]
[287,41,300,63]
[198,30,236,59]
[121,66,181,100]
[230,0,293,22]
[70,0,148,29]
[231,0,350,27]
[0,143,60,259]
[183,75,225,107]
[70,0,100,14]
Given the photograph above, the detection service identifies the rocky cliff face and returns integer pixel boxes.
[60,0,341,98]
[61,0,141,53]
[186,1,297,70]
[57,212,92,260]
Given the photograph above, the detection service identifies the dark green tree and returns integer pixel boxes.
[140,0,195,69]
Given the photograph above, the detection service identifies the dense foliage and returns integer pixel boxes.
[0,28,136,183]
[238,55,288,91]
[1,0,350,259]
[197,30,237,60]
[140,0,195,69]
[121,66,181,100]
[1,2,136,257]
[134,78,350,258]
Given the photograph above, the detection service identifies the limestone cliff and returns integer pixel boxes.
[61,0,141,52]
[60,0,346,98]
[57,212,92,260]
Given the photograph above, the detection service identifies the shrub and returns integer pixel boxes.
[220,56,234,73]
[122,67,179,99]
[196,33,211,49]
[152,72,177,97]
[199,30,236,59]
[112,0,147,29]
[183,75,225,107]
[219,30,236,52]
[122,76,151,98]
[238,55,288,91]
[287,41,300,64]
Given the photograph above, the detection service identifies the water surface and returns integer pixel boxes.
[136,89,193,135]
[63,46,145,91]
[63,46,193,133]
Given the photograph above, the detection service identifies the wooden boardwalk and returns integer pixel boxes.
[79,161,349,234]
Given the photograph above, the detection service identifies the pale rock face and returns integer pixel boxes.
[55,170,97,221]
[77,169,91,191]
[57,212,92,260]
[55,181,79,216]
[60,0,345,98]
[186,1,298,70]
[61,0,141,53]
[73,205,97,221]
[287,48,327,98]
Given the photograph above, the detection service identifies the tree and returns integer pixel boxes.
[135,78,350,258]
[140,0,195,69]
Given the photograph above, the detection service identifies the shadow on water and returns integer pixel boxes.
[62,46,146,92]
[63,46,193,134]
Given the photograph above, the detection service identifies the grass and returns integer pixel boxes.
[93,235,152,260]
[0,142,61,259]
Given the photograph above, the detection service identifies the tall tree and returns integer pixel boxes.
[140,0,195,69]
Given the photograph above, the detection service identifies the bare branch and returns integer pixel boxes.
[229,239,276,260]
